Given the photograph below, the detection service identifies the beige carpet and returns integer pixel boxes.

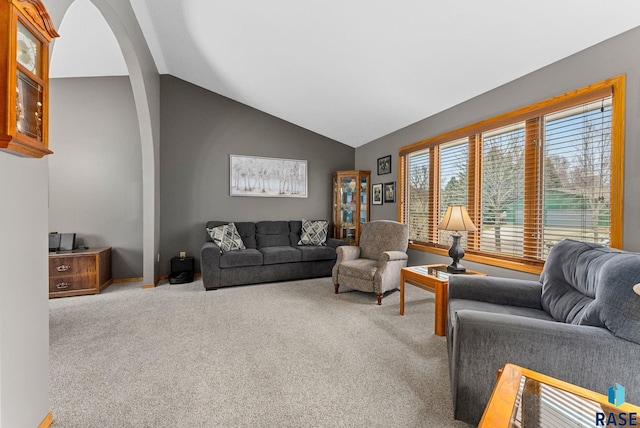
[49,277,473,428]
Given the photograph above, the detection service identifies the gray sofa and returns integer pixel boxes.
[200,220,345,290]
[446,239,640,425]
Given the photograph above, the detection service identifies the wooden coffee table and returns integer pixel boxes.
[480,364,640,427]
[400,264,486,336]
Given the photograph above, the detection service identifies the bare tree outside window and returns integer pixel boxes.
[408,153,429,242]
[542,101,611,253]
[481,127,525,255]
[439,141,469,246]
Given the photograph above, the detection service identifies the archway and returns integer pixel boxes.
[48,0,159,285]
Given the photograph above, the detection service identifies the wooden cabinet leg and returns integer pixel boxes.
[334,283,339,294]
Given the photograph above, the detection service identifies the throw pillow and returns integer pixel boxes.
[298,219,328,246]
[207,223,246,252]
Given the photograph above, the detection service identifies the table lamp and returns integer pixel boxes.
[438,205,476,273]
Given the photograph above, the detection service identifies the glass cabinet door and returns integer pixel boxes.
[340,175,357,242]
[332,171,370,245]
[360,175,368,225]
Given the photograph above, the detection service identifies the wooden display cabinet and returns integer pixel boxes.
[332,170,370,245]
[0,0,59,158]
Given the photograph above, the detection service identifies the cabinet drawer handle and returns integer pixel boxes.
[56,265,71,272]
[56,282,70,289]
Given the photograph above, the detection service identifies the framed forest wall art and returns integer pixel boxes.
[230,155,308,197]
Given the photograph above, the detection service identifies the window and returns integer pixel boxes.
[439,139,468,246]
[542,99,612,258]
[406,149,430,243]
[399,76,624,273]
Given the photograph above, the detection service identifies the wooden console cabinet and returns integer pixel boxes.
[49,247,112,298]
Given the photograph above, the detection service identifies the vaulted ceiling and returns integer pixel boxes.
[49,0,640,147]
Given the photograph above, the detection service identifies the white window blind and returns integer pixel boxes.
[399,76,622,272]
[542,96,612,256]
[480,122,526,257]
[439,139,469,246]
[407,149,430,242]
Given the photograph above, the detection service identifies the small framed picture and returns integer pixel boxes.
[377,155,391,175]
[384,182,396,203]
[372,183,383,205]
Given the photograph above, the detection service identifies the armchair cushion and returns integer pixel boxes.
[338,259,378,280]
[359,220,409,260]
[541,239,640,344]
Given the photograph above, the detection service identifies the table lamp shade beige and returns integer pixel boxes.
[438,205,476,273]
[439,205,476,232]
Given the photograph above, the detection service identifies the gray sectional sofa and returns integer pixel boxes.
[446,239,640,425]
[200,220,345,290]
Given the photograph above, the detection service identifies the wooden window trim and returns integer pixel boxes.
[399,75,625,275]
[523,117,541,260]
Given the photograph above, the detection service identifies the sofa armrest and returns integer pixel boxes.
[200,241,222,290]
[448,275,543,309]
[326,238,347,249]
[449,310,640,425]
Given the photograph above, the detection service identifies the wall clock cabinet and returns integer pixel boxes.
[332,170,370,245]
[0,0,59,158]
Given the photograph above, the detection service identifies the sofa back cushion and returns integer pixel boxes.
[205,221,256,249]
[289,220,303,246]
[541,239,640,344]
[256,221,291,248]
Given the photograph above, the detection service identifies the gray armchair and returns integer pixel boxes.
[332,220,409,305]
[446,239,640,425]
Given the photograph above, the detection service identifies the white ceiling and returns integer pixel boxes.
[49,0,640,148]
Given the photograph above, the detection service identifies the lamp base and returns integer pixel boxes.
[446,263,467,274]
[447,233,467,274]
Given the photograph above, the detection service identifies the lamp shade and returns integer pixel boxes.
[438,205,476,232]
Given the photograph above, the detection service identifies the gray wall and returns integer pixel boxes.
[0,154,50,426]
[159,75,355,276]
[49,76,143,280]
[356,26,640,281]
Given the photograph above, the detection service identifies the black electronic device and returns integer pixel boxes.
[49,233,61,252]
[169,256,194,284]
